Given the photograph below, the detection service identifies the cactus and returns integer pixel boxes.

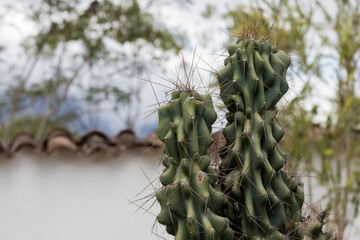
[216,37,305,239]
[154,37,335,239]
[156,90,234,240]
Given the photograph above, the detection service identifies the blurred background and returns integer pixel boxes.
[0,0,360,239]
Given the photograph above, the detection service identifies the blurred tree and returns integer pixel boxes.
[0,0,184,143]
[224,0,360,238]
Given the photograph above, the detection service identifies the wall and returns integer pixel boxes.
[0,149,169,240]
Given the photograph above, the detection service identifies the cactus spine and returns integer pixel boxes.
[156,91,234,239]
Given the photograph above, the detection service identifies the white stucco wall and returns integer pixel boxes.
[1,149,359,239]
[0,150,170,240]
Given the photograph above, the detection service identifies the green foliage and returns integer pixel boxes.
[32,0,182,59]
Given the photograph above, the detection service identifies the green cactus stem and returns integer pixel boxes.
[306,211,335,240]
[156,90,234,240]
[217,38,305,239]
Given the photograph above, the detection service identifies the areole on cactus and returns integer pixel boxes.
[154,34,335,239]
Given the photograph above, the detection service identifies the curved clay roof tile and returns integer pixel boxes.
[79,130,112,155]
[9,131,37,153]
[46,126,73,139]
[78,130,111,145]
[116,129,137,151]
[46,136,78,153]
[43,127,74,149]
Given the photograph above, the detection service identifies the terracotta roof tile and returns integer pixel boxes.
[115,129,137,151]
[46,126,73,139]
[77,130,111,145]
[77,130,114,156]
[46,136,78,154]
[43,127,78,154]
[9,131,37,154]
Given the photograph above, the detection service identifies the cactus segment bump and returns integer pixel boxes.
[156,90,234,239]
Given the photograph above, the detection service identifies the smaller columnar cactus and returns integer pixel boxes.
[156,90,234,240]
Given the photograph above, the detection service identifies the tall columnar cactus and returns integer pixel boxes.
[217,38,306,239]
[156,90,234,240]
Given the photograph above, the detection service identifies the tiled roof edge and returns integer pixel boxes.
[1,128,163,157]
